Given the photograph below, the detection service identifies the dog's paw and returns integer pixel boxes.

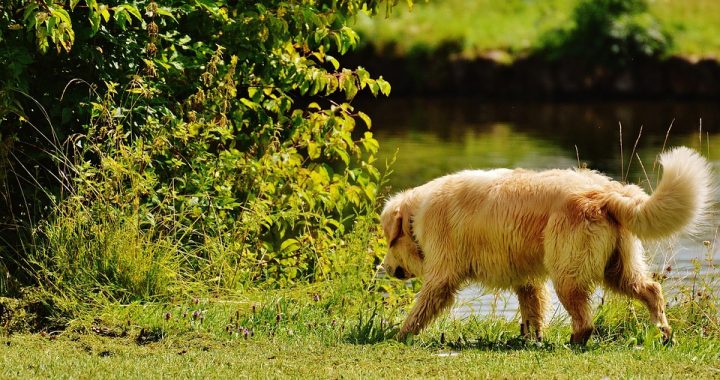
[395,330,414,343]
[660,326,674,346]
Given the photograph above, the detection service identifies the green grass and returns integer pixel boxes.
[354,0,575,57]
[2,332,720,379]
[3,260,720,378]
[2,293,720,379]
[354,0,720,59]
[651,0,720,58]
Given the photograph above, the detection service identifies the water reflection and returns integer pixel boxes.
[361,98,720,319]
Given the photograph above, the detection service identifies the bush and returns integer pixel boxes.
[1,1,396,302]
[539,0,672,65]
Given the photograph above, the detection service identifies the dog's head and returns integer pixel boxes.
[380,193,424,280]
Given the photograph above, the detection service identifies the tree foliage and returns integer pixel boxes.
[539,0,672,65]
[0,0,397,298]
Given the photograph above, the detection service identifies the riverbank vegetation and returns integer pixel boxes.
[1,0,391,304]
[3,247,720,377]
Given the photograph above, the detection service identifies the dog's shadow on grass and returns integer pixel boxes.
[422,334,565,353]
[340,306,648,352]
[340,309,564,351]
[343,326,570,352]
[412,321,670,353]
[342,326,637,353]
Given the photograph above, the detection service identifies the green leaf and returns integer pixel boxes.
[46,16,57,34]
[335,147,350,165]
[240,98,258,110]
[326,55,340,71]
[357,111,372,129]
[23,3,39,25]
[89,10,101,35]
[368,82,379,97]
[122,4,143,21]
[48,6,72,25]
[308,141,320,159]
[155,7,178,22]
[114,9,128,28]
[99,5,111,22]
[343,76,358,100]
[325,76,338,96]
[377,77,391,96]
[248,87,261,102]
[361,131,379,153]
[356,67,370,88]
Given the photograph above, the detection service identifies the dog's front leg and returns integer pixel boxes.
[398,279,459,340]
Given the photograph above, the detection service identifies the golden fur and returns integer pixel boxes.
[380,147,714,344]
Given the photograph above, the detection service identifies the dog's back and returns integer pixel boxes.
[411,149,713,288]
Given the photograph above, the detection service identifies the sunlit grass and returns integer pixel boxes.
[3,331,719,379]
[3,280,720,378]
[354,0,575,57]
[354,0,720,58]
[651,0,720,58]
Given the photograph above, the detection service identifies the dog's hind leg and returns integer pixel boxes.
[604,235,672,342]
[553,278,595,345]
[515,282,550,341]
[545,195,617,344]
[398,277,460,339]
[627,280,671,342]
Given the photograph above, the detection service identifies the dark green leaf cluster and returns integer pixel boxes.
[539,0,672,65]
[1,0,398,298]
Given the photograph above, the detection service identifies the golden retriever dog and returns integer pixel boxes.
[380,147,713,344]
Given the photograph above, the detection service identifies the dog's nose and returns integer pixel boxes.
[394,266,407,279]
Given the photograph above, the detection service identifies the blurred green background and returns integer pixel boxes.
[354,0,720,59]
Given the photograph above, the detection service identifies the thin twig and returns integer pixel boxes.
[706,131,710,158]
[636,153,653,193]
[619,121,624,180]
[624,125,643,182]
[575,145,580,168]
[699,118,703,148]
[655,118,674,173]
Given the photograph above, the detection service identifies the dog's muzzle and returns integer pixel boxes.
[393,266,409,279]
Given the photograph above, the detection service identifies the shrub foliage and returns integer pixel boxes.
[1,0,397,300]
[540,0,672,64]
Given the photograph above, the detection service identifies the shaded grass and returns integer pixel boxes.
[354,0,720,59]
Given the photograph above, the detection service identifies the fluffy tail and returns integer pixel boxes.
[605,147,714,239]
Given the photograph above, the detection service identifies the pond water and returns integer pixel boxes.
[361,98,720,319]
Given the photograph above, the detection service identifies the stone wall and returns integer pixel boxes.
[347,49,720,99]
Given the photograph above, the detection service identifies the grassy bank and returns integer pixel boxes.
[354,0,720,59]
[2,282,720,378]
[3,237,720,378]
[3,332,720,378]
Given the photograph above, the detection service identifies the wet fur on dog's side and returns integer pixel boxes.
[380,147,714,344]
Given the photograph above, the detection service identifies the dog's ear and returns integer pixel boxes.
[399,205,412,240]
[387,207,403,247]
[388,205,412,247]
